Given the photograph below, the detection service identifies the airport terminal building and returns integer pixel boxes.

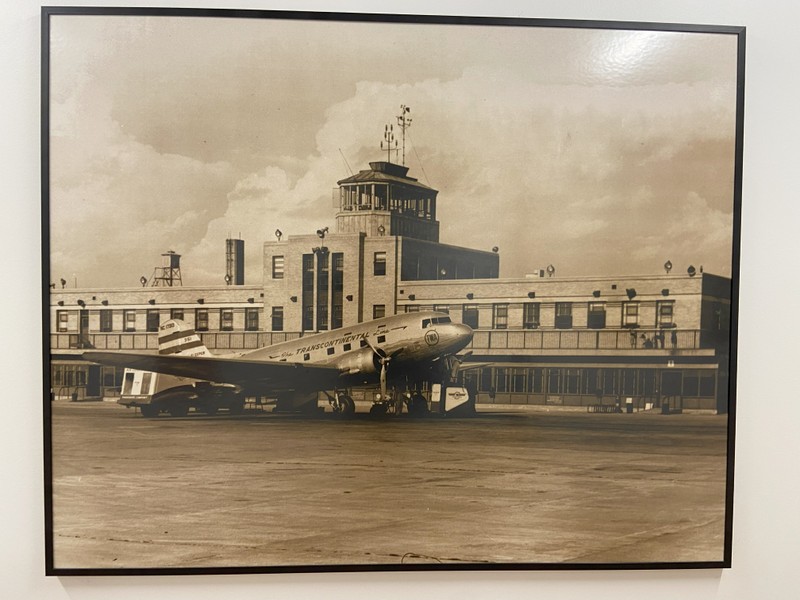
[50,160,733,413]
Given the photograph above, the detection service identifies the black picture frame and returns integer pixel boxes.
[42,6,744,575]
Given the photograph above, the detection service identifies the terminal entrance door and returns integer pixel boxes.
[86,365,101,398]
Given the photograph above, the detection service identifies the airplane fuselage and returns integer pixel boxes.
[241,311,472,388]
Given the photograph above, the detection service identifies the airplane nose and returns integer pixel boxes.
[456,323,473,342]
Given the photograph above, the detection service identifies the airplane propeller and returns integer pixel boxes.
[364,337,402,400]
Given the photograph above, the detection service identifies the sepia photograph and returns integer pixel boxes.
[43,7,743,574]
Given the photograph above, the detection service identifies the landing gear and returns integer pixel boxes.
[168,403,189,418]
[369,403,387,416]
[332,392,355,416]
[140,404,159,418]
[407,392,429,417]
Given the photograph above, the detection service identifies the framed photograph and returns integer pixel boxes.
[43,7,744,575]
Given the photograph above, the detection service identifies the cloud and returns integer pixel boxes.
[48,17,738,287]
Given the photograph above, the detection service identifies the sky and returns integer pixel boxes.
[47,14,740,288]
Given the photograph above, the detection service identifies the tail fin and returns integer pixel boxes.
[157,319,212,357]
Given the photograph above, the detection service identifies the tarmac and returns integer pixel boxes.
[48,401,730,571]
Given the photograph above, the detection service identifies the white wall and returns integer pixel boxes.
[3,1,797,598]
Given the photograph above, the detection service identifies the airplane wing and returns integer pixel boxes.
[83,351,341,392]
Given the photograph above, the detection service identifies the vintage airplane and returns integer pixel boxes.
[83,311,474,418]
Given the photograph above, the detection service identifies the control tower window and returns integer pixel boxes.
[373,252,386,276]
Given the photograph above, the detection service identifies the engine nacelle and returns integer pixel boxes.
[338,347,380,375]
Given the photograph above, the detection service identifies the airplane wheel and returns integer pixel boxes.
[337,394,355,416]
[369,403,387,417]
[228,398,245,415]
[408,395,429,417]
[168,404,189,417]
[140,404,159,418]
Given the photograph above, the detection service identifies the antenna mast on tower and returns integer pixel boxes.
[396,105,412,165]
[381,123,397,162]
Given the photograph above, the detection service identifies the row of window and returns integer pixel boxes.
[463,366,716,398]
[56,308,262,333]
[406,301,675,330]
[272,252,387,280]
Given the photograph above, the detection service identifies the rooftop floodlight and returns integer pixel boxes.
[316,226,329,239]
[546,264,556,277]
[592,290,601,298]
[290,296,298,302]
[139,276,148,287]
[664,260,673,274]
[662,289,670,296]
[346,294,353,301]
[408,294,416,301]
[77,299,85,307]
[527,291,536,299]
[687,265,697,277]
[378,224,386,236]
[275,229,282,241]
[148,299,156,305]
[224,274,232,285]
[247,297,255,303]
[60,278,66,289]
[466,292,474,300]
[492,246,499,253]
[197,298,204,304]
[626,288,637,300]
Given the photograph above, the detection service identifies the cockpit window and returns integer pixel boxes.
[422,316,452,328]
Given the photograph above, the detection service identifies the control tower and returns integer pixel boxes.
[335,161,439,242]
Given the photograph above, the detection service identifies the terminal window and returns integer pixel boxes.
[462,305,479,329]
[587,302,606,329]
[99,309,112,332]
[170,308,184,321]
[523,303,540,329]
[57,310,69,332]
[657,301,674,327]
[220,309,234,331]
[124,309,136,332]
[492,304,508,330]
[146,309,160,332]
[373,304,386,319]
[272,255,285,279]
[555,303,573,329]
[271,307,283,331]
[246,308,259,331]
[623,302,639,327]
[373,251,387,276]
[195,309,209,332]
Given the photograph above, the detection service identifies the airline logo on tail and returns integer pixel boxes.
[157,320,212,357]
